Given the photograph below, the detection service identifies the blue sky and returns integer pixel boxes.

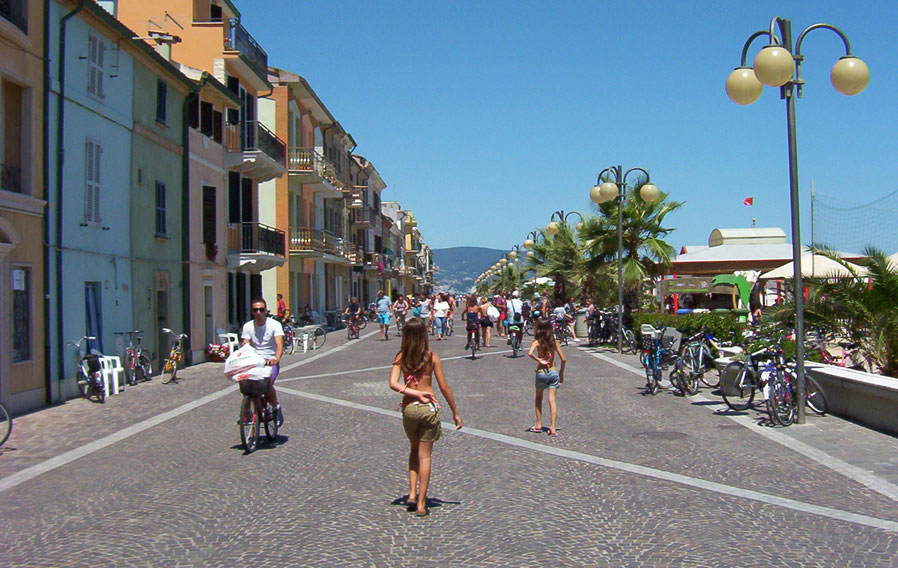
[242,0,898,253]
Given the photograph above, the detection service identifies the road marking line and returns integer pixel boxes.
[278,385,898,534]
[0,333,372,494]
[279,329,380,373]
[578,346,898,504]
[278,348,515,383]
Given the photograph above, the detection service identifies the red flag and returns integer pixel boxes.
[743,197,754,206]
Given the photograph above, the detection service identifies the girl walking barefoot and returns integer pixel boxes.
[527,318,566,436]
[389,317,463,516]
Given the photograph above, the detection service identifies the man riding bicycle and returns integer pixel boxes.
[242,297,284,426]
[505,291,525,346]
[344,296,362,329]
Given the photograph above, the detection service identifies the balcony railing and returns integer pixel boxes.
[228,222,285,257]
[255,122,286,167]
[226,121,286,167]
[289,227,344,256]
[1,164,22,193]
[223,19,268,81]
[288,148,343,188]
[1,0,27,34]
[352,208,375,226]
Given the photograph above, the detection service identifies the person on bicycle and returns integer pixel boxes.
[344,297,362,329]
[564,297,578,340]
[242,297,284,425]
[393,294,409,334]
[506,291,525,346]
[376,290,392,341]
[464,295,481,350]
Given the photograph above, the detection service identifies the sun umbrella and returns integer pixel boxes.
[760,253,867,280]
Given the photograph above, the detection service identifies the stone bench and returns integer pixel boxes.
[805,363,898,436]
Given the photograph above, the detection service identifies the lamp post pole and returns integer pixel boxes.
[727,17,869,424]
[523,231,541,290]
[592,167,659,354]
[509,245,523,292]
[545,211,584,304]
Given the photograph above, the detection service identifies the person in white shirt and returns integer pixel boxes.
[241,297,285,425]
[505,291,525,346]
[433,293,450,340]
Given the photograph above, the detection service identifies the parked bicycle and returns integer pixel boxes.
[0,399,11,448]
[640,324,676,395]
[67,336,105,403]
[678,327,721,389]
[766,355,829,426]
[236,376,278,453]
[115,330,152,385]
[281,316,297,355]
[161,328,187,384]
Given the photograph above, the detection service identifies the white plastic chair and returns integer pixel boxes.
[99,356,124,396]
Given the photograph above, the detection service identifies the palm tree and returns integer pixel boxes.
[766,247,898,376]
[580,179,682,309]
[528,223,582,304]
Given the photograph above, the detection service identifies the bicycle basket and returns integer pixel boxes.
[84,354,102,374]
[640,334,654,351]
[238,377,271,396]
[661,329,682,353]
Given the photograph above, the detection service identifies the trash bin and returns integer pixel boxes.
[575,312,588,337]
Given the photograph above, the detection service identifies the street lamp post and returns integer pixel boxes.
[523,231,541,289]
[509,244,523,292]
[727,17,869,424]
[545,210,584,236]
[591,166,660,354]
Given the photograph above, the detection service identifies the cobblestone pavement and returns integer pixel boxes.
[2,321,898,567]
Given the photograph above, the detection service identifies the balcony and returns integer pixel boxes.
[351,208,376,228]
[226,222,286,272]
[287,148,342,198]
[1,164,22,193]
[225,121,287,182]
[363,252,383,272]
[289,227,351,264]
[344,243,364,264]
[223,19,268,86]
[1,0,27,34]
[343,185,364,209]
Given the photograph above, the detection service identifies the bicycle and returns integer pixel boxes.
[640,324,675,395]
[282,316,297,355]
[67,336,105,403]
[507,317,524,358]
[0,400,11,448]
[161,328,187,384]
[679,328,720,389]
[465,321,480,360]
[719,337,786,411]
[345,315,361,340]
[115,330,152,385]
[395,311,407,337]
[552,315,570,346]
[236,376,278,453]
[445,314,454,337]
[668,353,699,396]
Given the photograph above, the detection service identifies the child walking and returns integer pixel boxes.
[527,318,566,436]
[388,317,462,516]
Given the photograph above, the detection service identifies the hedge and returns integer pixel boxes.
[632,311,747,345]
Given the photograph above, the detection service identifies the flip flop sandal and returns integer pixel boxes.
[527,427,542,433]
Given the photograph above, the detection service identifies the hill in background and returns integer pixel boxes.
[432,246,507,293]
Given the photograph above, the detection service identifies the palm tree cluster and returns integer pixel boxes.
[478,178,682,309]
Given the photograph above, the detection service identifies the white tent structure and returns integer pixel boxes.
[760,253,867,280]
[887,252,898,270]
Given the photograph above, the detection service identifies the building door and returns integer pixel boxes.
[204,284,214,346]
[155,289,169,371]
[84,282,102,353]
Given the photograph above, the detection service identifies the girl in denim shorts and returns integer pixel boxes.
[388,318,463,516]
[527,318,566,436]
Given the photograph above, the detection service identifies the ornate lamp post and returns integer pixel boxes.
[508,244,523,292]
[591,166,660,353]
[726,17,868,424]
[545,210,584,236]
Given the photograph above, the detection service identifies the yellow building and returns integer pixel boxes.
[1,0,47,413]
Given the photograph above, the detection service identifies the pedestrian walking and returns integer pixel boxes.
[480,296,496,348]
[495,291,507,337]
[433,293,450,340]
[389,317,462,517]
[376,290,392,341]
[527,318,566,436]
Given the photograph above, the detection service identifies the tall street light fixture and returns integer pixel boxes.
[727,17,869,424]
[509,244,523,292]
[592,165,660,354]
[545,210,584,236]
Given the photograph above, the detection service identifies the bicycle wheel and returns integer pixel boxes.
[347,325,353,340]
[96,377,106,403]
[263,405,278,441]
[239,396,259,453]
[312,327,326,349]
[805,376,828,416]
[284,334,295,355]
[768,370,796,426]
[697,345,719,387]
[75,368,90,398]
[137,352,152,383]
[0,402,11,447]
[446,318,453,336]
[161,359,175,384]
[125,356,137,386]
[677,359,699,395]
[524,320,534,336]
[359,316,369,330]
[512,335,520,358]
[622,329,637,353]
[721,362,755,411]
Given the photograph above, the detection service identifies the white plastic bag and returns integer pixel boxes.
[487,305,500,322]
[231,366,272,382]
[224,344,266,378]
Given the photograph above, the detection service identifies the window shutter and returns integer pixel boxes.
[88,36,97,95]
[84,140,94,221]
[97,41,105,98]
[155,181,166,236]
[202,186,216,244]
[212,110,222,143]
[93,143,102,222]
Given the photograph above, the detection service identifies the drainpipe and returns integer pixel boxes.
[181,81,200,366]
[53,0,86,399]
[41,0,51,403]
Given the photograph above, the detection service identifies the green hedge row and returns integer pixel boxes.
[632,311,747,344]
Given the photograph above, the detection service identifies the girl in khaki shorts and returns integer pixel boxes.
[389,317,462,516]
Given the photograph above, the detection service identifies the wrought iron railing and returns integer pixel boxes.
[223,19,268,80]
[1,0,27,34]
[289,227,344,256]
[254,122,286,167]
[352,208,375,226]
[287,148,342,188]
[227,222,285,256]
[1,164,22,193]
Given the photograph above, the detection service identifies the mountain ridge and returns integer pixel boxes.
[432,246,507,293]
